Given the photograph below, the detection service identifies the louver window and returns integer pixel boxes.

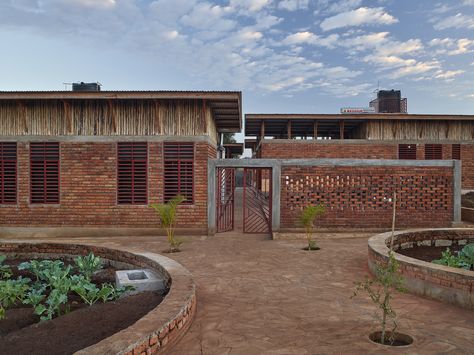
[0,142,17,204]
[30,142,60,204]
[117,142,148,204]
[425,144,442,160]
[398,144,417,160]
[452,144,461,160]
[164,143,194,204]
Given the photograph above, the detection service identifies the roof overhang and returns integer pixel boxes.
[223,143,244,156]
[0,91,242,133]
[245,113,474,136]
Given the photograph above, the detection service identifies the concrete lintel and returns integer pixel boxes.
[278,158,454,168]
[261,139,474,145]
[453,160,462,223]
[212,159,280,168]
[0,135,214,143]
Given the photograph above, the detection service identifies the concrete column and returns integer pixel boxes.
[207,160,216,235]
[272,164,281,232]
[453,160,462,223]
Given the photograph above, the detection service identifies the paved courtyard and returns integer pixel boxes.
[5,231,473,354]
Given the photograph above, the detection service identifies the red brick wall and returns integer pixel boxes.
[260,141,474,189]
[0,141,214,229]
[281,165,454,229]
[461,144,474,189]
[260,141,398,159]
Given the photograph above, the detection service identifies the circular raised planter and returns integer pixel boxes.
[368,228,474,310]
[0,241,196,354]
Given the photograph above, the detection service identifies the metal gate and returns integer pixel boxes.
[243,168,272,234]
[216,167,235,232]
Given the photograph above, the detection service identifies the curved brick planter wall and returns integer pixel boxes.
[368,229,474,310]
[0,242,196,355]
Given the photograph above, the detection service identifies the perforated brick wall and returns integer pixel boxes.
[0,141,215,230]
[281,165,454,228]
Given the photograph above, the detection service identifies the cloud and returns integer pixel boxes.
[377,38,423,56]
[69,0,116,8]
[180,3,235,31]
[230,0,273,12]
[433,13,474,30]
[320,7,398,31]
[281,31,339,48]
[429,38,474,55]
[388,61,440,79]
[434,70,464,79]
[278,0,309,11]
[363,55,416,68]
[326,0,362,14]
[282,31,317,44]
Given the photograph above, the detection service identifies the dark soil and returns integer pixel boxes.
[462,192,474,208]
[0,257,164,354]
[0,291,163,355]
[397,245,463,262]
[369,331,413,347]
[302,246,321,251]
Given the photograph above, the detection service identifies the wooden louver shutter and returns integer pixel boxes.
[0,142,17,204]
[425,144,442,160]
[117,142,148,204]
[30,142,60,204]
[398,144,416,160]
[452,144,461,160]
[164,143,194,204]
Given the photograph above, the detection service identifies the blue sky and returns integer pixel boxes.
[1,0,473,121]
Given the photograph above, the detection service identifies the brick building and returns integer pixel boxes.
[0,89,241,235]
[245,113,474,190]
[0,87,465,236]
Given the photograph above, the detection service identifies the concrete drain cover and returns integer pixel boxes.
[115,269,166,294]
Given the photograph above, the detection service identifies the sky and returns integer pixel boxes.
[1,0,473,138]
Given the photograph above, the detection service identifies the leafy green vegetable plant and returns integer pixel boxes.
[74,253,102,280]
[1,253,133,322]
[35,288,68,321]
[24,288,46,308]
[432,243,474,270]
[0,255,12,279]
[150,195,186,252]
[299,204,325,250]
[0,277,30,320]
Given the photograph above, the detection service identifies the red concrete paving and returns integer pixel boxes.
[5,231,473,354]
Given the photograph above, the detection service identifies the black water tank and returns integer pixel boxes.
[72,82,101,92]
[377,90,401,113]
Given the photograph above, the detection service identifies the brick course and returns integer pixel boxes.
[0,141,214,229]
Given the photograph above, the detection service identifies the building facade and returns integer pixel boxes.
[0,90,241,234]
[245,113,474,190]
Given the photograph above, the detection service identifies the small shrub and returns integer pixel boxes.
[74,253,103,280]
[352,252,405,345]
[299,204,325,251]
[150,195,186,252]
